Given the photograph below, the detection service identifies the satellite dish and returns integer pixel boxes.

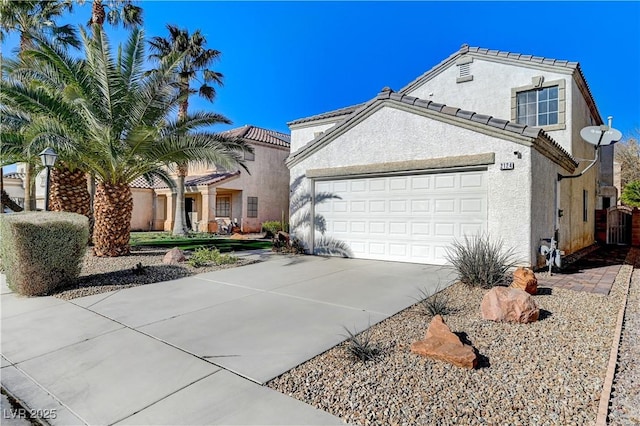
[580,125,623,146]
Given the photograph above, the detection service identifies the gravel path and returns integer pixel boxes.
[609,250,640,425]
[53,247,257,300]
[269,258,634,425]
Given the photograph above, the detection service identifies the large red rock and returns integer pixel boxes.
[481,287,539,323]
[163,247,186,265]
[410,315,478,369]
[510,267,538,295]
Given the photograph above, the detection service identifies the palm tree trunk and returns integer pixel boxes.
[172,162,188,236]
[93,182,133,257]
[23,163,32,211]
[1,189,23,212]
[89,0,106,26]
[50,166,94,240]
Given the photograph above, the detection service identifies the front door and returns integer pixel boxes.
[185,197,193,231]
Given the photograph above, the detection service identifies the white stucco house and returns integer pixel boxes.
[286,45,614,267]
[130,125,291,233]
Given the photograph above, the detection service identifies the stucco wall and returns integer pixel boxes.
[405,58,574,153]
[130,188,155,231]
[290,119,346,153]
[215,142,290,232]
[290,105,542,265]
[530,150,561,266]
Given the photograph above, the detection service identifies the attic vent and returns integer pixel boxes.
[455,57,473,83]
[313,131,324,138]
[459,63,470,78]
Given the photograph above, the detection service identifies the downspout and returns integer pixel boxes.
[309,178,315,255]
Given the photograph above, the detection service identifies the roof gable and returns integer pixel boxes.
[224,125,290,148]
[286,87,577,172]
[288,45,602,129]
[400,44,602,124]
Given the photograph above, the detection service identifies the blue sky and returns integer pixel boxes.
[2,1,640,141]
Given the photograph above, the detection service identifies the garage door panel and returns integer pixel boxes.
[314,171,487,264]
[369,179,386,191]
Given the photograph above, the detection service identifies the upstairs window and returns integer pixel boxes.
[516,86,558,126]
[512,78,565,130]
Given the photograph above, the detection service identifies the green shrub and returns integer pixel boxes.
[0,212,89,296]
[621,180,640,207]
[262,220,285,236]
[187,247,238,267]
[445,234,517,288]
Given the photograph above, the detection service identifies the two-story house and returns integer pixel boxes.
[130,125,290,233]
[286,45,613,267]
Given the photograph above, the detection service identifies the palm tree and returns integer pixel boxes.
[85,0,142,29]
[148,24,225,235]
[0,0,78,211]
[1,26,250,256]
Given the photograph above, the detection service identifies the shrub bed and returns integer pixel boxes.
[0,212,89,296]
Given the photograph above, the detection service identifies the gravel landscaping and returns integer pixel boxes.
[268,253,635,425]
[53,247,258,300]
[609,252,640,425]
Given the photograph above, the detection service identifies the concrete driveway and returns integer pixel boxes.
[1,253,455,425]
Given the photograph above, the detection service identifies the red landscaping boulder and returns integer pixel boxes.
[510,267,538,295]
[481,287,539,323]
[163,247,186,265]
[410,315,478,369]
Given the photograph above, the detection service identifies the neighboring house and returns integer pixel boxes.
[1,171,27,210]
[286,44,614,267]
[130,125,291,233]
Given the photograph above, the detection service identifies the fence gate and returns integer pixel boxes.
[607,206,633,245]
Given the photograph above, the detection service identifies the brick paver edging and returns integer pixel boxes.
[595,248,638,426]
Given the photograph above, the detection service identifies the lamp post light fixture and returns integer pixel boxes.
[39,148,58,211]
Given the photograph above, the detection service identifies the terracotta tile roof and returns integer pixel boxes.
[287,87,577,171]
[129,175,167,189]
[130,171,240,189]
[224,125,290,147]
[287,102,367,126]
[184,171,240,187]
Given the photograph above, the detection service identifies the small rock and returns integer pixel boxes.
[410,315,478,369]
[510,267,538,295]
[163,247,186,264]
[481,287,539,323]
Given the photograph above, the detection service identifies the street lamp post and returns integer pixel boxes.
[39,148,58,211]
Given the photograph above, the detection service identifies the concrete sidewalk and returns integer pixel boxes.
[1,254,454,425]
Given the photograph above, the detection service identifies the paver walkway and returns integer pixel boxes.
[537,245,629,294]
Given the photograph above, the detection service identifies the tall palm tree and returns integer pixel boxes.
[0,0,78,211]
[148,24,225,235]
[1,26,250,256]
[85,0,142,29]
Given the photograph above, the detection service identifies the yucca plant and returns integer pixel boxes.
[342,325,380,362]
[414,284,455,317]
[445,234,517,288]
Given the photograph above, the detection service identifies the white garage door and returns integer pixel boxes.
[314,171,487,264]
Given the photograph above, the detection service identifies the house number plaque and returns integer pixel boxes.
[500,162,515,170]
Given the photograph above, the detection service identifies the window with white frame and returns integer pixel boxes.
[516,86,559,126]
[247,196,258,218]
